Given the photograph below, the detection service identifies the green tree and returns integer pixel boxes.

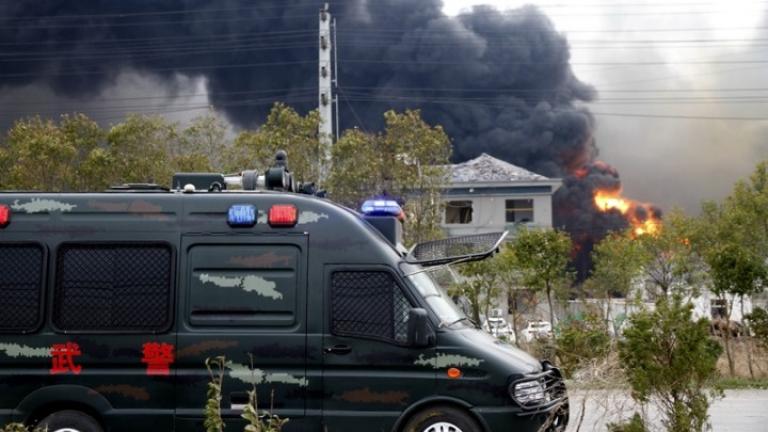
[619,296,722,432]
[511,228,572,325]
[59,114,107,190]
[4,116,78,191]
[638,210,704,299]
[105,114,177,185]
[224,103,321,182]
[455,254,505,325]
[590,230,648,331]
[326,128,382,207]
[704,243,766,376]
[380,110,451,244]
[179,112,228,171]
[554,312,611,378]
[745,307,768,351]
[328,110,451,245]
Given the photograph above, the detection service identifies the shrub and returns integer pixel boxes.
[746,307,768,350]
[553,313,611,378]
[618,297,722,432]
[607,413,648,432]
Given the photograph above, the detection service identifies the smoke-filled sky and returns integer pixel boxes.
[449,0,768,214]
[1,0,767,215]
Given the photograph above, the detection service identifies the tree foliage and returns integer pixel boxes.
[637,210,704,299]
[454,248,512,325]
[618,297,722,432]
[553,312,611,378]
[511,228,572,325]
[590,230,648,330]
[745,307,768,351]
[328,109,451,245]
[223,103,321,182]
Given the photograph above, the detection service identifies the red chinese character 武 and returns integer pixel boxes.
[142,342,174,376]
[50,342,82,375]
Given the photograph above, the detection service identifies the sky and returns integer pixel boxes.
[446,0,768,213]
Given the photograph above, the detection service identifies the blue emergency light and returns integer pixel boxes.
[361,199,402,217]
[228,204,256,227]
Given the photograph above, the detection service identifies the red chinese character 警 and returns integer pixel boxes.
[50,342,82,375]
[142,342,174,376]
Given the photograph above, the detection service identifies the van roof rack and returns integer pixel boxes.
[107,183,170,193]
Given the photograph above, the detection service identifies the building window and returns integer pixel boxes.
[506,199,534,223]
[711,299,727,319]
[445,200,473,224]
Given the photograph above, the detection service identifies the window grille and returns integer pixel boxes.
[331,271,410,344]
[53,244,172,332]
[0,245,44,332]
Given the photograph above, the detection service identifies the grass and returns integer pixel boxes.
[716,376,768,389]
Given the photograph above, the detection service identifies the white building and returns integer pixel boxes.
[440,153,562,237]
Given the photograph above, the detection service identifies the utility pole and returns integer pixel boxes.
[318,3,333,183]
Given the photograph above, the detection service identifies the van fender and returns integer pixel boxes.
[15,384,112,423]
[391,395,490,432]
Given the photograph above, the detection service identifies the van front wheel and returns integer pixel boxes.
[37,410,103,432]
[403,406,481,432]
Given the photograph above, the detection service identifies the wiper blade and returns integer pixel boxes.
[440,316,476,329]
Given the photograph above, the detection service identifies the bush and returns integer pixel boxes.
[607,413,648,432]
[618,297,722,432]
[553,313,611,378]
[746,307,768,350]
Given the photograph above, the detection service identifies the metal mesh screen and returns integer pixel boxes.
[331,271,411,344]
[0,245,44,332]
[53,244,172,332]
[406,232,506,265]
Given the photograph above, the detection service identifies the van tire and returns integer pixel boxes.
[37,410,103,432]
[402,405,481,432]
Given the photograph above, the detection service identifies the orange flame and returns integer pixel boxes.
[593,189,661,237]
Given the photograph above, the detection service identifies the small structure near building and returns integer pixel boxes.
[440,153,562,237]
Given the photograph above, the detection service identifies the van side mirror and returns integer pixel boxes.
[408,308,435,348]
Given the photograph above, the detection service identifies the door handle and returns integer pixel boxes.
[324,344,352,355]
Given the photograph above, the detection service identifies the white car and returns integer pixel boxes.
[522,320,553,342]
[482,317,516,342]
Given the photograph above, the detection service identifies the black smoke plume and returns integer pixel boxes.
[0,0,638,277]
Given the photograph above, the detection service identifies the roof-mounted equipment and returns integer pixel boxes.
[172,150,305,193]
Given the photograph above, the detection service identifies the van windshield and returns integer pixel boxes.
[405,266,468,328]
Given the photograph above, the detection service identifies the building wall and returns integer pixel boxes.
[441,192,554,237]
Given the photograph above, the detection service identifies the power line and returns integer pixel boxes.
[0,60,318,80]
[339,58,768,66]
[338,94,768,121]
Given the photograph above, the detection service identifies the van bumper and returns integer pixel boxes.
[472,399,568,432]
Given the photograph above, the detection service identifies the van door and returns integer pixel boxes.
[321,267,436,431]
[175,235,308,432]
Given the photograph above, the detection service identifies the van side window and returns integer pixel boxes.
[0,244,44,333]
[331,271,411,344]
[187,244,299,327]
[53,244,173,332]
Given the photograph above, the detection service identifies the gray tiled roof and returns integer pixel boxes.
[447,153,549,183]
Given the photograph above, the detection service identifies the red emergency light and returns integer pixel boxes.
[268,205,297,227]
[0,205,10,228]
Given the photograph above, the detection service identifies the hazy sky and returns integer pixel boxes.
[446,0,768,214]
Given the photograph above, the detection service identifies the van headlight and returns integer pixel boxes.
[510,379,546,405]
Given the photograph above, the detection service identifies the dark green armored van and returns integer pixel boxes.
[0,161,568,432]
